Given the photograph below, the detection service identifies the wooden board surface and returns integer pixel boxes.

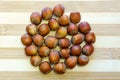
[0,0,120,80]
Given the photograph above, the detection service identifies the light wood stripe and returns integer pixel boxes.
[0,1,119,12]
[0,36,120,48]
[0,72,119,80]
[0,24,120,36]
[0,48,120,60]
[0,59,119,72]
[0,0,113,1]
[0,13,120,24]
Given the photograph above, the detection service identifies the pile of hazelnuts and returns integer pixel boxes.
[21,4,96,74]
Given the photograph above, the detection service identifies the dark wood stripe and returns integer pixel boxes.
[0,48,120,60]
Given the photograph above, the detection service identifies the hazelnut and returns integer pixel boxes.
[59,48,70,59]
[25,44,37,56]
[30,12,42,25]
[33,34,44,46]
[65,56,77,69]
[55,27,67,39]
[45,36,58,49]
[38,45,50,57]
[85,32,96,43]
[42,7,53,20]
[77,54,89,66]
[48,18,60,30]
[67,23,78,35]
[58,15,69,26]
[59,38,71,48]
[38,24,50,36]
[49,50,60,64]
[82,44,94,56]
[21,34,32,46]
[30,55,42,67]
[70,12,81,24]
[78,22,91,34]
[53,62,66,74]
[71,33,84,45]
[70,45,81,56]
[53,4,64,17]
[26,24,37,36]
[39,61,52,74]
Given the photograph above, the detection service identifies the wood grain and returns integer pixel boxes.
[0,72,120,80]
[0,12,120,24]
[0,24,120,36]
[0,59,119,72]
[0,1,119,12]
[0,48,120,60]
[1,36,120,48]
[0,0,120,80]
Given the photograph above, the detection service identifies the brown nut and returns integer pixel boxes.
[26,24,37,36]
[21,34,32,46]
[49,50,60,64]
[77,54,89,66]
[48,18,60,30]
[38,24,50,36]
[42,7,52,20]
[53,62,66,74]
[70,12,81,24]
[78,22,91,34]
[85,32,96,43]
[59,48,70,59]
[55,27,67,39]
[70,45,81,56]
[30,12,42,25]
[65,56,77,69]
[30,55,42,67]
[38,45,50,57]
[82,44,94,56]
[59,38,71,48]
[58,15,69,26]
[25,44,37,56]
[71,33,84,45]
[53,4,64,17]
[67,23,78,35]
[33,34,44,46]
[45,36,58,49]
[39,61,52,74]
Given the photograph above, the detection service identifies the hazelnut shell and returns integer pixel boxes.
[53,4,64,17]
[39,61,52,74]
[30,12,42,25]
[25,44,37,56]
[53,62,66,74]
[38,45,50,57]
[42,7,53,20]
[70,45,81,56]
[38,24,50,36]
[78,22,91,34]
[21,34,32,46]
[30,55,42,67]
[70,12,81,24]
[45,36,58,49]
[85,32,96,43]
[82,44,94,56]
[65,56,77,69]
[67,23,78,35]
[49,50,60,64]
[77,54,89,66]
[33,34,44,46]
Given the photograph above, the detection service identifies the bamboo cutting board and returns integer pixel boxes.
[0,0,120,80]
